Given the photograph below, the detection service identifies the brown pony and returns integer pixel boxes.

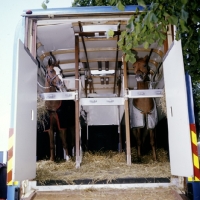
[131,55,157,161]
[44,57,72,161]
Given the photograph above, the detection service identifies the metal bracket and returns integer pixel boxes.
[75,90,79,101]
[124,88,129,100]
[105,61,109,71]
[98,61,102,71]
[100,77,104,85]
[94,32,99,37]
[105,77,109,84]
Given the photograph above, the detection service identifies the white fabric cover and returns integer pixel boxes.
[129,99,158,129]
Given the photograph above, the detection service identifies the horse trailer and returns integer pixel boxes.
[3,5,200,199]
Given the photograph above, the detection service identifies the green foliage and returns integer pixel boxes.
[71,0,149,7]
[41,0,49,9]
[107,29,115,38]
[113,0,200,84]
[114,0,200,111]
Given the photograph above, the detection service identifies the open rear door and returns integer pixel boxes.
[163,40,193,177]
[12,40,37,181]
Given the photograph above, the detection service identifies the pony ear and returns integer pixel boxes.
[150,69,154,75]
[48,57,53,66]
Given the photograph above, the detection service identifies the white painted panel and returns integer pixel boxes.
[163,40,193,177]
[127,89,163,98]
[13,40,37,181]
[80,97,124,106]
[40,91,76,100]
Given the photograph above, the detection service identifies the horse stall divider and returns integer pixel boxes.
[75,33,81,168]
[123,55,131,165]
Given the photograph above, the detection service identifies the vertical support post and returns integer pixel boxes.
[75,33,80,168]
[123,56,131,165]
[24,17,29,48]
[32,20,37,59]
[163,36,168,55]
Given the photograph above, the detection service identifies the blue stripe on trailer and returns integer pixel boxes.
[0,151,3,163]
[185,72,195,124]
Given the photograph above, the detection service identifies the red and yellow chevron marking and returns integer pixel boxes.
[188,124,200,181]
[7,128,18,186]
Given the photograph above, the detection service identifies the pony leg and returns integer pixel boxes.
[70,126,75,157]
[149,129,156,161]
[59,129,69,161]
[132,128,142,162]
[48,130,55,161]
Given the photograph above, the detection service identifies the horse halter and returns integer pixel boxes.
[46,71,59,89]
[46,57,63,90]
[135,49,154,82]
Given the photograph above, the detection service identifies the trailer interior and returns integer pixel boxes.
[11,6,194,188]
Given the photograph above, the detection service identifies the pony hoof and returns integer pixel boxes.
[66,155,70,161]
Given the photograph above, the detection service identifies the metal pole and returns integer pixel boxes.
[75,33,81,168]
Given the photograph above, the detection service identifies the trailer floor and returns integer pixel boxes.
[32,187,188,200]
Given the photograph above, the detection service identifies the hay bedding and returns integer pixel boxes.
[35,148,170,185]
[37,95,49,130]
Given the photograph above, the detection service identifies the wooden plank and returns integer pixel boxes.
[123,56,131,165]
[61,57,123,64]
[72,20,127,26]
[24,17,29,48]
[39,48,163,61]
[92,75,114,78]
[32,20,37,59]
[39,48,122,60]
[75,34,81,168]
[85,87,114,90]
[80,37,117,41]
[77,30,121,37]
[113,22,120,94]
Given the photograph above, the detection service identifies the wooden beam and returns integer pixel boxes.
[113,22,121,95]
[75,33,81,168]
[85,87,114,90]
[59,57,122,64]
[77,30,121,37]
[39,48,122,61]
[123,55,131,166]
[79,37,117,41]
[78,21,94,96]
[39,48,163,61]
[24,17,29,48]
[72,20,127,26]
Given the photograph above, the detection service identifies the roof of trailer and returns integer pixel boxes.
[33,5,163,94]
[22,5,144,17]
